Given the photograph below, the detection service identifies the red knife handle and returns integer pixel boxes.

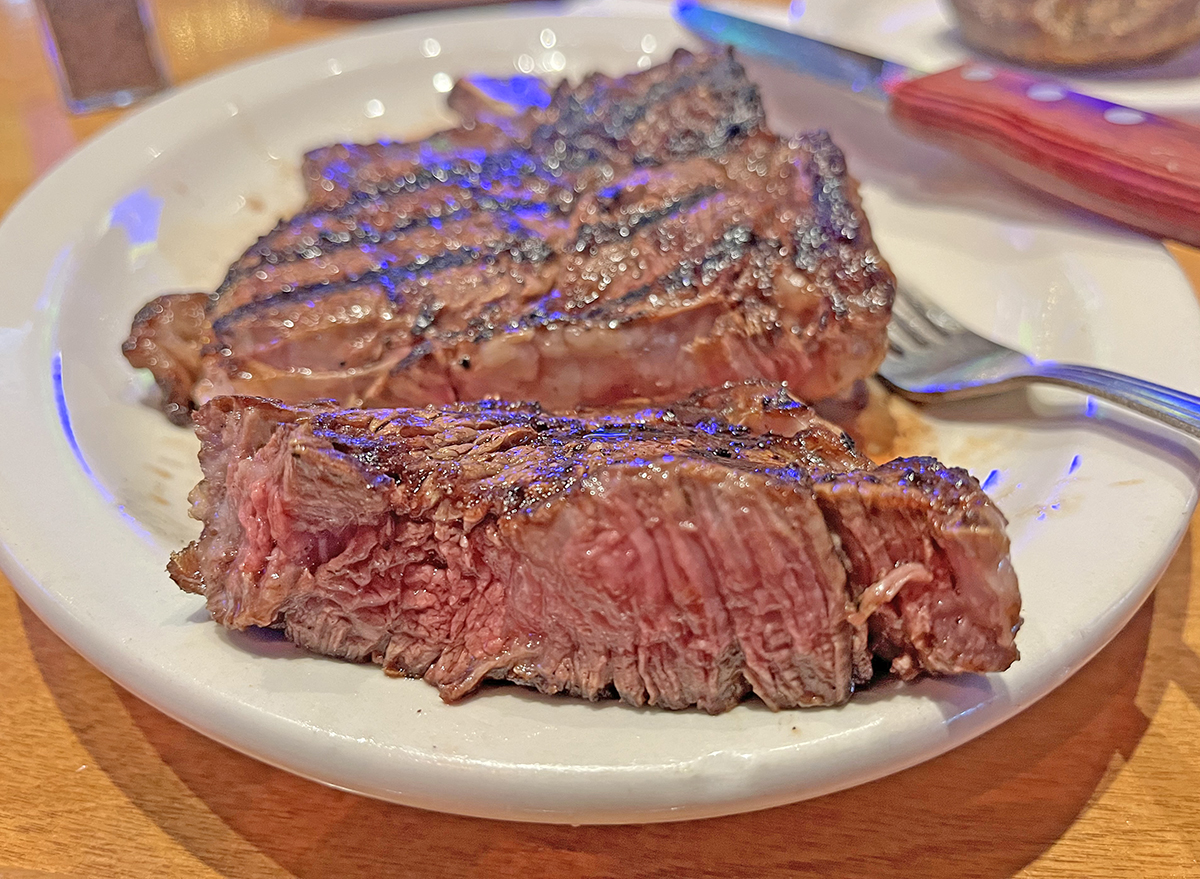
[889,65,1200,247]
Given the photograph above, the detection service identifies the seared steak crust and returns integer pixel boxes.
[125,50,895,424]
[172,385,1020,712]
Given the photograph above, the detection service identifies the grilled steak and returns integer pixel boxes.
[124,50,895,425]
[170,383,1020,712]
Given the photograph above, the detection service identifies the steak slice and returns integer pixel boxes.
[125,50,895,424]
[170,385,1020,712]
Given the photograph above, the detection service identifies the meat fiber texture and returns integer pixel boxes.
[170,384,1020,713]
[124,49,895,425]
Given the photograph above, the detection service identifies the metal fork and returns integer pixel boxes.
[879,287,1200,440]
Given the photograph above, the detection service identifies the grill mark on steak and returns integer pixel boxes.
[222,84,752,315]
[217,183,571,312]
[126,49,895,421]
[302,50,763,208]
[212,229,550,339]
[217,200,569,306]
[527,55,762,169]
[210,180,759,391]
[217,172,734,338]
[567,183,720,254]
[171,383,1019,712]
[541,222,759,329]
[456,196,759,340]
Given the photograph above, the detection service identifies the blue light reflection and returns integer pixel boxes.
[51,351,95,482]
[107,188,163,265]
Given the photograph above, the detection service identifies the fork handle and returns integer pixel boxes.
[1033,362,1200,440]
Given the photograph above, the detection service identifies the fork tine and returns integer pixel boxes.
[887,297,937,349]
[886,315,927,352]
[892,297,945,343]
[895,287,965,333]
[886,286,968,354]
[892,296,936,345]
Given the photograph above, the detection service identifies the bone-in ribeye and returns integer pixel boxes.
[170,384,1020,712]
[123,50,895,424]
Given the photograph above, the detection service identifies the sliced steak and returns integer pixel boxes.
[125,50,895,422]
[171,385,1020,712]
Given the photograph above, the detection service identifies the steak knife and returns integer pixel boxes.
[676,2,1200,248]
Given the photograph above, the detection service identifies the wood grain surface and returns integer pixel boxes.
[2,1,1200,875]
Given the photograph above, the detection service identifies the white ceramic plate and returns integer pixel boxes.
[2,0,1200,824]
[742,0,1200,113]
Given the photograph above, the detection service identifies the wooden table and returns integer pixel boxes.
[3,1,1200,875]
